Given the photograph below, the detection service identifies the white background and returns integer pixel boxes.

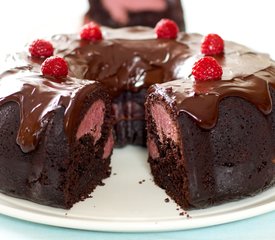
[0,0,274,58]
[183,0,275,58]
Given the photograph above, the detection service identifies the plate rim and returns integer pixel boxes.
[0,186,275,232]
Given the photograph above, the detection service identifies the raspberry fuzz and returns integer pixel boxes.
[192,56,223,82]
[41,56,68,78]
[155,18,179,39]
[201,34,224,55]
[29,39,54,58]
[80,21,103,41]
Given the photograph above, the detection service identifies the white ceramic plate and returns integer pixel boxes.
[0,146,275,232]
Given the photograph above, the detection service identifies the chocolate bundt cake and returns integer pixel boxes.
[0,21,275,210]
[85,0,185,30]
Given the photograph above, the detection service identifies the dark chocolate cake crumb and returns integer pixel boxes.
[113,173,117,175]
[138,179,146,184]
[179,210,190,217]
[165,198,170,203]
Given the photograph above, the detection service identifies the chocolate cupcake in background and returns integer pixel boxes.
[85,0,185,31]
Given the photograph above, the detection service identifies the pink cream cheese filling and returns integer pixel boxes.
[76,100,105,143]
[151,103,178,143]
[147,137,160,159]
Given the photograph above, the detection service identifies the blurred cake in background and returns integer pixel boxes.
[85,0,185,30]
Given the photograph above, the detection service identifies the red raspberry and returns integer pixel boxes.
[201,34,224,55]
[80,22,103,41]
[41,56,68,78]
[155,19,179,39]
[192,56,223,82]
[29,39,54,58]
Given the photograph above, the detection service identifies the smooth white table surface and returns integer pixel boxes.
[0,0,275,239]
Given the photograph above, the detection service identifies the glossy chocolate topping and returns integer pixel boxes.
[0,67,101,152]
[1,26,274,151]
[151,70,274,129]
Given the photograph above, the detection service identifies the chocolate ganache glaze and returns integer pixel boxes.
[1,26,275,150]
[51,27,275,130]
[0,67,104,153]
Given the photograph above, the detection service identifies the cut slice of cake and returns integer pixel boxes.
[0,71,114,209]
[145,77,275,209]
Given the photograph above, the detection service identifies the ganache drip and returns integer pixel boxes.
[0,68,99,152]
